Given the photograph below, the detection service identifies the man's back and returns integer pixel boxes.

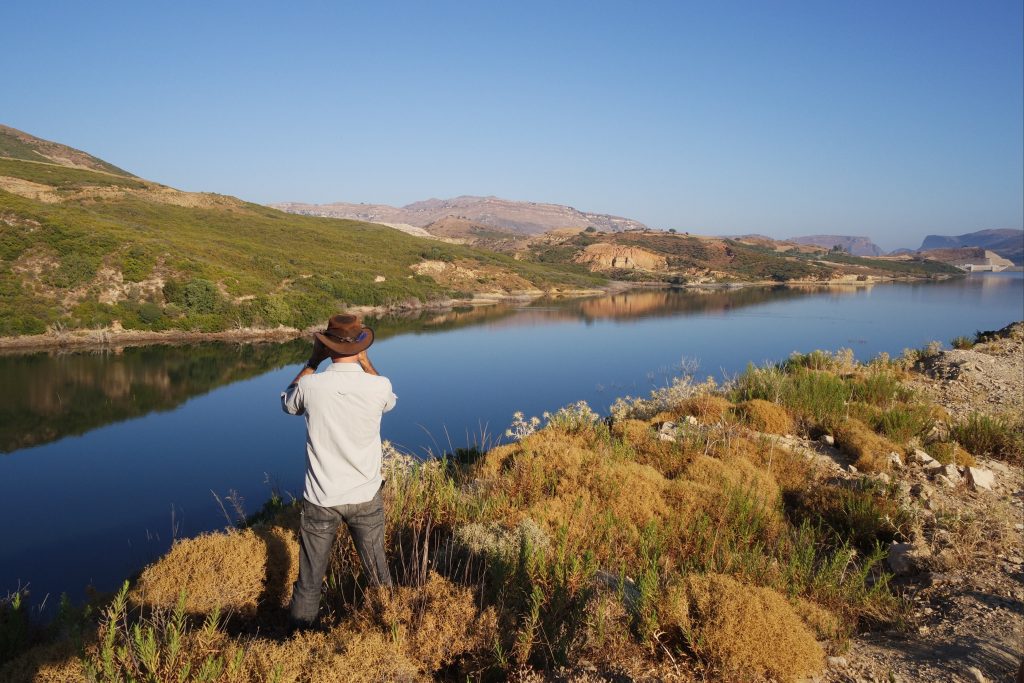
[282,363,396,507]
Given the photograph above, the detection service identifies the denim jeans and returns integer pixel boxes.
[289,486,392,625]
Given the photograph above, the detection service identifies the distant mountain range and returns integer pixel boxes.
[785,235,884,257]
[917,229,1022,265]
[271,195,648,235]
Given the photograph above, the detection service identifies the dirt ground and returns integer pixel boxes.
[823,323,1023,683]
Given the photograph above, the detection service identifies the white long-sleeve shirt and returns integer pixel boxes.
[281,363,397,506]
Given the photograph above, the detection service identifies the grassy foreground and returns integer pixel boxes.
[3,339,1021,682]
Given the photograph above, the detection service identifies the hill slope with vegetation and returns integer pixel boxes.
[520,229,961,284]
[0,130,605,339]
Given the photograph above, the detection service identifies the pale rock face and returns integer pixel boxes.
[574,243,668,271]
[910,448,938,467]
[965,466,995,491]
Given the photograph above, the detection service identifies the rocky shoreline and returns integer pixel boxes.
[0,276,960,354]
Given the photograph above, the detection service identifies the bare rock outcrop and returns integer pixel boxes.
[574,243,667,272]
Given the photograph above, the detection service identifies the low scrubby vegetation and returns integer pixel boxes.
[6,341,1006,681]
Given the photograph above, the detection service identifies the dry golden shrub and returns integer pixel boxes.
[675,394,733,423]
[835,418,902,473]
[646,411,679,427]
[664,573,824,682]
[930,441,976,467]
[736,399,795,435]
[320,631,424,683]
[365,572,497,673]
[612,418,653,442]
[476,428,676,564]
[244,630,332,683]
[613,418,690,478]
[257,525,300,609]
[130,528,269,614]
[0,640,85,683]
[684,454,780,512]
[793,597,844,640]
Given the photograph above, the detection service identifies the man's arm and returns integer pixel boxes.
[357,350,380,376]
[281,338,329,415]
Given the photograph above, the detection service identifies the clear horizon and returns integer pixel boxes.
[3,1,1022,250]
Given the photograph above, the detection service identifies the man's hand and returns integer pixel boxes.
[308,337,330,367]
[357,350,380,376]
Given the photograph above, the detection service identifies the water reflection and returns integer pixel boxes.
[2,286,829,453]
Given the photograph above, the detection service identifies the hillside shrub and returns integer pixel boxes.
[835,419,902,472]
[952,412,1023,464]
[662,573,824,682]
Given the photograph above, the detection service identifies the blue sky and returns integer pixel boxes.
[2,1,1021,249]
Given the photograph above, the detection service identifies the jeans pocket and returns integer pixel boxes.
[301,500,337,534]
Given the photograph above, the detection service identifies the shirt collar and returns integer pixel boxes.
[326,363,365,373]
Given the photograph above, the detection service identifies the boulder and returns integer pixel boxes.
[910,449,938,467]
[928,463,961,483]
[965,467,995,491]
[886,542,927,576]
[887,451,904,469]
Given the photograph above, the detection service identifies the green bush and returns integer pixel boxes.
[871,404,934,444]
[952,413,1023,463]
[950,336,974,350]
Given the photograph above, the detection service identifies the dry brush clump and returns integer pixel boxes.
[662,573,824,682]
[734,398,795,435]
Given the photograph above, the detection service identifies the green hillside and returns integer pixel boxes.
[0,125,134,177]
[0,156,604,337]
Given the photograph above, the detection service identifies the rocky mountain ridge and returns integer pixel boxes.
[786,234,885,257]
[919,229,1023,265]
[271,195,648,235]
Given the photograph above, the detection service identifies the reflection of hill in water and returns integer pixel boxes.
[572,286,828,320]
[0,342,309,453]
[2,287,837,453]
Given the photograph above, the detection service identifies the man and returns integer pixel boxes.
[280,313,396,628]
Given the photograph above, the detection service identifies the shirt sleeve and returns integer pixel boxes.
[382,379,397,413]
[280,379,306,416]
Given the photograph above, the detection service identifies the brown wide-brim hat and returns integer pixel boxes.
[314,314,375,356]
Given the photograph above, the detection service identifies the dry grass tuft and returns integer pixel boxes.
[835,418,902,473]
[363,572,497,673]
[129,526,297,615]
[793,596,844,640]
[930,441,976,467]
[735,399,795,435]
[675,394,734,424]
[664,573,824,682]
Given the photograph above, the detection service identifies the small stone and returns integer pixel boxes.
[965,466,995,491]
[922,571,952,587]
[373,275,386,283]
[966,666,988,683]
[684,415,698,426]
[887,542,918,575]
[887,451,903,469]
[1014,523,1023,532]
[987,460,1010,475]
[875,472,891,485]
[826,656,848,668]
[846,464,858,474]
[929,463,961,482]
[910,482,933,500]
[820,434,835,446]
[910,448,938,467]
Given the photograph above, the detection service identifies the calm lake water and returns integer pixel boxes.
[2,273,1022,610]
